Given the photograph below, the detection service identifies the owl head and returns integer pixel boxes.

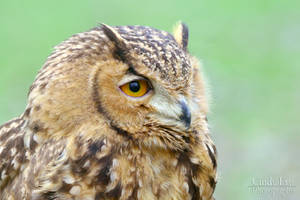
[26,23,208,150]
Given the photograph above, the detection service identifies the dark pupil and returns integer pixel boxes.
[129,81,140,92]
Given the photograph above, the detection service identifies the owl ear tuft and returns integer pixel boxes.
[101,23,128,62]
[173,22,189,51]
[102,23,125,46]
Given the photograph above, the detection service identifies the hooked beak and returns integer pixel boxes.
[179,99,191,129]
[148,82,192,130]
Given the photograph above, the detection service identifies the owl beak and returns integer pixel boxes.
[179,99,191,129]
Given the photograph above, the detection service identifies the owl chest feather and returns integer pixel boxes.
[1,130,214,200]
[31,136,205,200]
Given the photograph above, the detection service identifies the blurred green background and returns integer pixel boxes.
[0,0,299,199]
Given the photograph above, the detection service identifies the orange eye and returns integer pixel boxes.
[120,79,150,97]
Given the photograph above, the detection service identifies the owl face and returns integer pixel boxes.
[94,57,192,135]
[92,24,203,141]
[28,23,207,149]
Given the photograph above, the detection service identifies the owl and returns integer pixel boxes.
[0,23,217,200]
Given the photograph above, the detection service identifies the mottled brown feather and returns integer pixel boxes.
[0,23,217,200]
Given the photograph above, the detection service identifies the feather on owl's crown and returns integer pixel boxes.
[101,24,192,89]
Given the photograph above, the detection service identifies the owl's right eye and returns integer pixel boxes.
[120,79,151,98]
